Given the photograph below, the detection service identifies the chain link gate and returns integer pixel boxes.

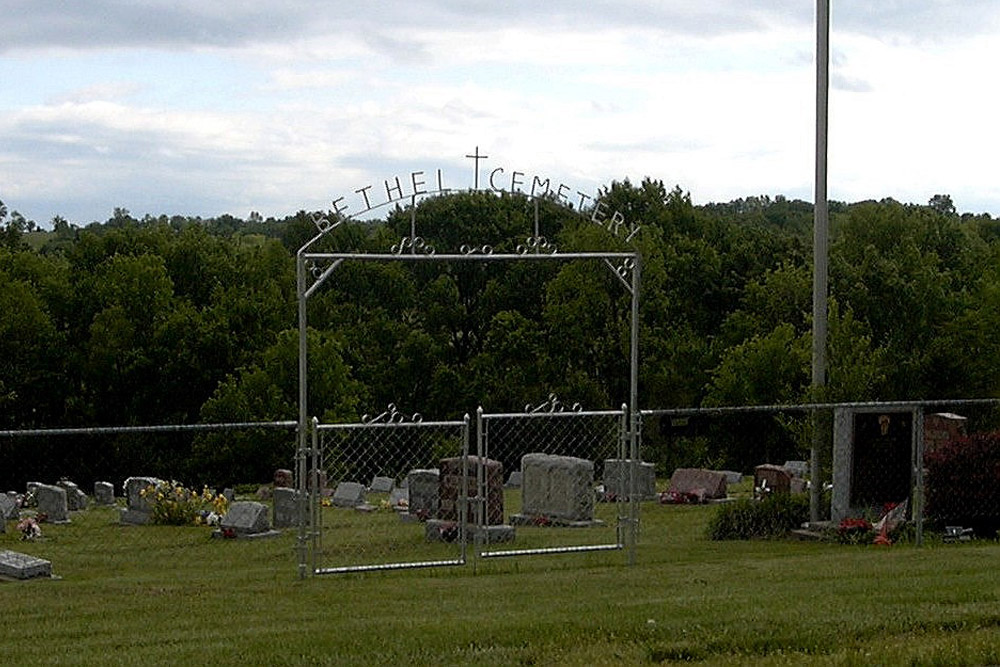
[475,404,636,562]
[307,414,470,575]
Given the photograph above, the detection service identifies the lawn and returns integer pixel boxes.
[3,500,1000,665]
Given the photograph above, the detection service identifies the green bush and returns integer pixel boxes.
[706,493,809,540]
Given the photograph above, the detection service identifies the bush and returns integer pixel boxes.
[706,493,809,540]
[925,432,1000,535]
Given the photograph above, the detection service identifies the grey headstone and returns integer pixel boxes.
[272,487,299,528]
[221,501,271,535]
[603,459,657,500]
[124,477,162,512]
[273,469,294,488]
[369,476,394,494]
[406,469,440,518]
[222,488,235,503]
[521,453,595,522]
[783,460,809,478]
[0,494,18,520]
[505,471,523,489]
[331,482,366,508]
[94,481,115,506]
[35,484,69,523]
[25,482,41,507]
[0,550,52,580]
[389,487,408,509]
[720,470,744,485]
[57,480,87,511]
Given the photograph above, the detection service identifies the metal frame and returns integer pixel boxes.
[476,405,633,562]
[295,193,642,577]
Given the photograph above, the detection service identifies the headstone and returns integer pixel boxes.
[720,470,744,485]
[517,453,595,524]
[438,456,504,525]
[0,550,52,580]
[832,408,913,522]
[505,470,522,489]
[272,487,299,528]
[0,494,18,520]
[368,476,394,494]
[754,464,792,495]
[331,482,366,508]
[93,481,115,506]
[220,501,271,535]
[222,488,235,503]
[273,468,294,488]
[389,487,408,510]
[35,484,69,523]
[666,468,728,501]
[121,476,162,524]
[924,413,967,455]
[24,482,41,507]
[603,459,657,500]
[783,461,809,479]
[406,469,439,519]
[307,468,328,494]
[57,480,88,511]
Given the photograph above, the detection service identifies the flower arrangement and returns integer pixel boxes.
[836,517,875,545]
[17,517,42,541]
[140,480,229,526]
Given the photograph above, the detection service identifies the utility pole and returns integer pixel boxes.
[811,0,830,524]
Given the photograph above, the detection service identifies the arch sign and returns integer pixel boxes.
[308,146,641,247]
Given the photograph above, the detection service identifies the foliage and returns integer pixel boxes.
[706,493,809,540]
[836,517,876,545]
[925,431,1000,535]
[140,480,229,526]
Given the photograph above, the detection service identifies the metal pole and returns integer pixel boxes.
[913,406,925,546]
[628,253,641,565]
[810,0,831,524]
[296,250,310,579]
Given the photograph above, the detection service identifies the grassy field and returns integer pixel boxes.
[3,500,1000,666]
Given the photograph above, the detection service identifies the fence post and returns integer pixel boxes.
[912,406,924,547]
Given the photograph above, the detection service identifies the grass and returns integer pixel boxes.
[3,500,1000,665]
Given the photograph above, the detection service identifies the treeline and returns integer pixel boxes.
[2,184,999,484]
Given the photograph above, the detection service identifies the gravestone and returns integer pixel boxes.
[0,494,18,520]
[58,480,88,511]
[308,469,328,494]
[222,488,235,503]
[389,487,409,510]
[924,412,967,455]
[516,453,596,525]
[505,470,522,489]
[406,469,439,519]
[331,482,366,508]
[272,487,299,528]
[273,468,294,488]
[220,501,272,536]
[0,550,52,580]
[783,461,809,479]
[666,468,728,501]
[832,408,913,522]
[368,476,394,494]
[94,481,115,506]
[754,465,792,495]
[121,476,162,525]
[603,459,657,500]
[35,484,69,523]
[25,482,41,507]
[720,470,743,485]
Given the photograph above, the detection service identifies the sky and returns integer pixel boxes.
[2,1,1000,227]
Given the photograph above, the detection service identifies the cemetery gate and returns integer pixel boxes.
[295,188,643,577]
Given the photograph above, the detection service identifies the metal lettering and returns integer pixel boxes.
[411,171,426,196]
[355,184,374,210]
[530,175,551,198]
[385,176,404,202]
[608,210,626,236]
[576,191,592,210]
[489,167,505,192]
[556,183,571,204]
[591,200,608,224]
[465,146,488,190]
[331,196,348,218]
[510,171,525,194]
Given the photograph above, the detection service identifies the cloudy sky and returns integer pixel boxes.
[2,1,999,227]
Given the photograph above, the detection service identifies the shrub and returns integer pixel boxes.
[706,493,809,540]
[925,432,1000,536]
[141,480,230,526]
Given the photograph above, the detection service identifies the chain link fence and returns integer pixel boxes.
[641,399,1000,544]
[309,415,470,574]
[476,406,634,560]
